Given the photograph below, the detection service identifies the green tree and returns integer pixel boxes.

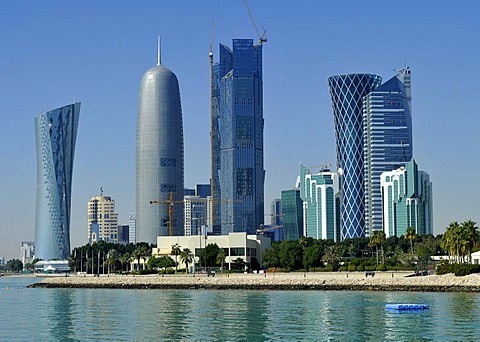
[303,244,324,271]
[405,226,417,255]
[106,249,119,274]
[216,248,226,272]
[170,243,181,272]
[262,243,281,268]
[321,246,341,271]
[179,248,194,273]
[119,253,131,272]
[6,259,23,272]
[200,243,221,268]
[369,231,386,265]
[232,257,246,271]
[279,240,303,271]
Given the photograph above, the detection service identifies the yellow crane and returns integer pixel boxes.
[244,0,267,45]
[150,192,184,237]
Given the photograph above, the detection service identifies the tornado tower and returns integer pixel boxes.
[136,42,184,244]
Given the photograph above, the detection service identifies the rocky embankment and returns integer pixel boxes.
[28,272,480,292]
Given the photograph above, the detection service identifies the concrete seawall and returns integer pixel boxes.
[28,272,480,292]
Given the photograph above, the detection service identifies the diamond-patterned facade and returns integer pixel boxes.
[35,103,80,260]
[328,74,381,240]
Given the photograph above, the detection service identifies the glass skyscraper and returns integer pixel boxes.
[34,102,80,260]
[299,165,341,241]
[381,159,432,237]
[328,74,382,240]
[212,39,265,235]
[281,189,304,241]
[136,52,184,244]
[363,68,413,236]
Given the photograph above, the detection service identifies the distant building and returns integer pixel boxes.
[184,188,195,196]
[152,232,271,272]
[212,39,265,235]
[363,68,413,237]
[0,256,5,267]
[299,165,341,241]
[129,213,136,244]
[270,199,282,226]
[195,184,211,198]
[328,74,382,239]
[281,188,304,241]
[87,191,119,243]
[184,196,208,236]
[381,159,433,237]
[118,225,129,244]
[20,241,35,266]
[35,102,80,260]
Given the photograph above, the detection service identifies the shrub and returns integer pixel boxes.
[357,264,365,271]
[435,260,452,275]
[453,264,470,277]
[338,266,347,272]
[365,266,376,271]
[348,264,357,272]
[376,263,387,271]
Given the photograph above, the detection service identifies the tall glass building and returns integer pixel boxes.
[363,68,413,236]
[281,189,304,241]
[136,52,184,244]
[328,74,382,240]
[381,159,432,237]
[212,39,265,235]
[299,165,341,241]
[34,102,80,260]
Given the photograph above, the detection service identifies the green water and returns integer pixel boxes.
[1,277,479,341]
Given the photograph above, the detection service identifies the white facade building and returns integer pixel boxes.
[184,196,208,236]
[87,192,119,243]
[129,213,136,244]
[20,241,35,266]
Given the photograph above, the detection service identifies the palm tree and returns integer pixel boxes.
[171,243,181,273]
[216,248,226,272]
[405,226,417,255]
[369,231,386,265]
[461,220,479,263]
[132,245,148,271]
[321,246,342,271]
[106,249,119,274]
[119,253,131,273]
[179,248,194,273]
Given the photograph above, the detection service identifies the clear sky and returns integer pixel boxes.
[1,0,479,260]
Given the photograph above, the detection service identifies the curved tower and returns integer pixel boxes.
[35,102,80,260]
[328,74,381,239]
[136,48,184,244]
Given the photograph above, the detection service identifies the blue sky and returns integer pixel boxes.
[1,1,479,260]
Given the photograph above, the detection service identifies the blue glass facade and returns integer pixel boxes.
[328,74,382,240]
[136,60,184,244]
[363,68,413,236]
[35,103,80,260]
[212,39,265,235]
[281,189,304,241]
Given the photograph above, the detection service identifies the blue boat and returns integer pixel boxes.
[386,304,429,311]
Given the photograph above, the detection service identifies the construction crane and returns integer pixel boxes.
[209,20,218,231]
[256,224,283,235]
[243,0,267,45]
[150,192,184,236]
[307,163,332,173]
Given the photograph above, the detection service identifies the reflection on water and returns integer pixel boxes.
[1,277,480,341]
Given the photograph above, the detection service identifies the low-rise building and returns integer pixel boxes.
[20,241,35,266]
[152,232,271,272]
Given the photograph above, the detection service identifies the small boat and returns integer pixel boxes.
[386,304,429,311]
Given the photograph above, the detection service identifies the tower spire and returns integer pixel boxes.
[157,36,161,65]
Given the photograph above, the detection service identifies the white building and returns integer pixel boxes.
[87,190,119,243]
[184,196,208,236]
[129,213,136,244]
[152,232,271,272]
[20,241,35,266]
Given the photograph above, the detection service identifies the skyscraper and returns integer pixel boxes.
[136,44,184,244]
[363,68,413,236]
[328,74,382,240]
[381,159,432,237]
[87,191,119,243]
[281,189,304,241]
[212,39,265,235]
[299,165,341,241]
[35,102,80,260]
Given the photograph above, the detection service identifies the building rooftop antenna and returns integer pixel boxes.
[157,36,161,65]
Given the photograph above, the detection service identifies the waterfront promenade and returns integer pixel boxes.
[29,272,480,292]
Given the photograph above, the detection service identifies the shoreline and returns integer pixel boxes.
[28,272,480,292]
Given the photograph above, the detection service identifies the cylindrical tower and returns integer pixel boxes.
[136,60,184,244]
[328,74,381,240]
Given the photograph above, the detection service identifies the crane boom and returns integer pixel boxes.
[150,192,184,236]
[243,0,267,45]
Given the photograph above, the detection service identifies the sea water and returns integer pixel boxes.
[1,276,479,341]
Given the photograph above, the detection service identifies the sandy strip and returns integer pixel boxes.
[28,272,480,292]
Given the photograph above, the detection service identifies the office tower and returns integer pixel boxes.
[281,189,304,241]
[184,196,208,236]
[184,188,195,196]
[381,159,432,237]
[363,68,413,236]
[212,39,265,235]
[34,102,80,260]
[270,199,282,226]
[129,213,136,244]
[117,225,130,244]
[299,165,341,241]
[328,74,381,240]
[87,191,119,243]
[20,241,35,266]
[195,184,211,198]
[136,43,184,244]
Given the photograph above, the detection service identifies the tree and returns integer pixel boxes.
[106,249,119,274]
[232,257,246,271]
[119,253,131,272]
[6,259,23,272]
[170,243,181,273]
[216,248,226,272]
[461,220,479,263]
[303,244,324,271]
[405,227,417,255]
[321,246,341,271]
[179,248,194,273]
[369,231,386,265]
[200,243,221,268]
[132,245,149,271]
